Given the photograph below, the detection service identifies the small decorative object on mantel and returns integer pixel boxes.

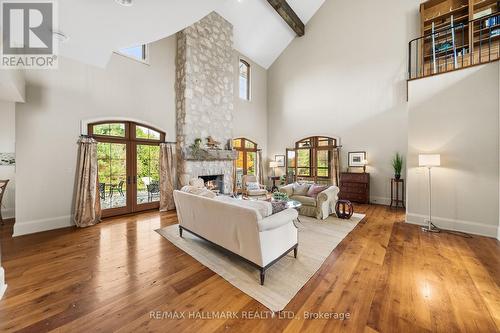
[348,151,367,172]
[391,152,404,180]
[189,138,203,159]
[225,139,233,150]
[206,136,221,150]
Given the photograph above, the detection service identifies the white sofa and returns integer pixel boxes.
[173,190,299,285]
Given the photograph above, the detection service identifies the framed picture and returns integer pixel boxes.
[348,151,366,167]
[275,155,285,167]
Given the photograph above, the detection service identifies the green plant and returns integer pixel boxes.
[392,153,403,176]
[189,138,203,158]
[272,191,289,202]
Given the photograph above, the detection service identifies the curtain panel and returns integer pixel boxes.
[160,143,176,212]
[74,137,101,227]
[330,148,341,186]
[257,150,264,185]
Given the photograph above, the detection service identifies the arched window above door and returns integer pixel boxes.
[89,122,164,142]
[287,136,339,185]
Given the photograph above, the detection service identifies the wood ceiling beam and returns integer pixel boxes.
[267,0,305,37]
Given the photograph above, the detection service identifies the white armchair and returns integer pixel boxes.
[279,183,339,219]
[241,175,267,197]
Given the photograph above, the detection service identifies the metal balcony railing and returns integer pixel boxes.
[408,12,500,80]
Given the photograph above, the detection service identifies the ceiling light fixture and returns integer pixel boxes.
[115,0,132,6]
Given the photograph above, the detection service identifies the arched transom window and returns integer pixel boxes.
[286,136,338,185]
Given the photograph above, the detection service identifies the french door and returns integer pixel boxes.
[89,121,165,218]
[233,138,258,190]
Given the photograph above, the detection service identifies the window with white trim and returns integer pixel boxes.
[239,59,250,100]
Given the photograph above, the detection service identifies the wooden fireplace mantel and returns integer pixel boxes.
[182,148,238,161]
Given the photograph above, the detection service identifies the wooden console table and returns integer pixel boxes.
[390,178,405,209]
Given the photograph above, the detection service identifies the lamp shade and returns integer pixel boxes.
[269,161,279,168]
[419,154,440,167]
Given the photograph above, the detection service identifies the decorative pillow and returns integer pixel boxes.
[215,196,272,218]
[271,201,287,215]
[189,178,206,188]
[181,185,216,198]
[307,184,328,198]
[246,182,260,191]
[293,182,310,196]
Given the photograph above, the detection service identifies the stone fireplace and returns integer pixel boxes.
[175,12,236,194]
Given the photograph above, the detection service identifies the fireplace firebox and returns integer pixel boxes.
[199,175,224,194]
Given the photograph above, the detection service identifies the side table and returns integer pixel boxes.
[390,178,405,209]
[268,176,280,192]
[335,200,354,219]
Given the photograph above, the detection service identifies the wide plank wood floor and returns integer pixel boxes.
[0,205,499,333]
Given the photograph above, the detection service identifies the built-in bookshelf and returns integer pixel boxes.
[418,0,499,76]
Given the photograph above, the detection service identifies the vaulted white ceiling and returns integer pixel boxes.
[216,0,325,68]
[57,0,325,69]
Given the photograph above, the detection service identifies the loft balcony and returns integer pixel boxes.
[409,11,500,80]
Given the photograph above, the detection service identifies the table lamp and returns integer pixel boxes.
[418,154,441,233]
[269,161,279,177]
[362,159,368,173]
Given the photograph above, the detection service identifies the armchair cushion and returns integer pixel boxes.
[292,195,317,207]
[247,189,267,196]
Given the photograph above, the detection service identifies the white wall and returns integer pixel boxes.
[407,63,500,238]
[267,0,420,204]
[14,36,177,236]
[0,101,15,220]
[233,52,268,179]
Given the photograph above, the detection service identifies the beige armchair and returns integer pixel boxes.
[279,183,339,220]
[242,175,267,197]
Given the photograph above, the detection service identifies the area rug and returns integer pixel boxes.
[155,213,365,312]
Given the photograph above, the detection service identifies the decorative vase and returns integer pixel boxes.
[395,174,401,180]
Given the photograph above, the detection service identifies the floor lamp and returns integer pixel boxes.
[418,154,441,233]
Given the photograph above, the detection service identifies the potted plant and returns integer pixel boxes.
[392,153,403,180]
[272,191,289,202]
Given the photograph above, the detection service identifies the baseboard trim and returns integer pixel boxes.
[370,196,392,206]
[13,215,74,237]
[406,212,498,238]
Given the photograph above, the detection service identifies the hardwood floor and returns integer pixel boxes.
[0,205,498,333]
